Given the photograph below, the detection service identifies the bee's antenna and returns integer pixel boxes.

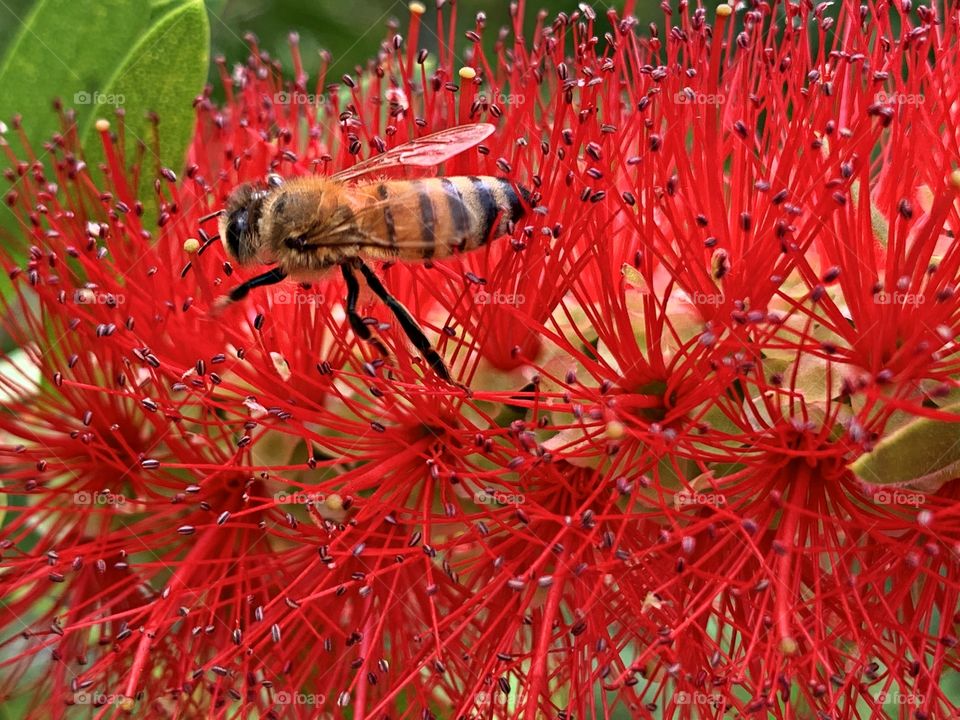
[197,231,220,256]
[198,209,224,224]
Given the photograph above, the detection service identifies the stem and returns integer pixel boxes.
[776,464,808,655]
[524,564,567,716]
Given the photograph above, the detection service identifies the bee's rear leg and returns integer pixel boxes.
[356,260,468,392]
[340,263,393,368]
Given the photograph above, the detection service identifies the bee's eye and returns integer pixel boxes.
[225,209,247,259]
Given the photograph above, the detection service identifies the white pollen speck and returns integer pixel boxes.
[243,397,268,418]
[641,591,663,613]
[75,288,95,304]
[270,352,292,381]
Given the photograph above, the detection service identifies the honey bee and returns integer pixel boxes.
[203,123,529,384]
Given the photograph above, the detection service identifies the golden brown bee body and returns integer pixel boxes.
[220,175,527,277]
[209,123,526,386]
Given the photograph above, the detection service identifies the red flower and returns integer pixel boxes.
[2,2,960,718]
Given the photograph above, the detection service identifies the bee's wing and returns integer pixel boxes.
[329,123,495,183]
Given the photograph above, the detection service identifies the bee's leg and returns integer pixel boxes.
[356,260,465,390]
[213,267,288,313]
[340,263,392,362]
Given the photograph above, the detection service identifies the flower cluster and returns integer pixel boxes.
[1,1,959,718]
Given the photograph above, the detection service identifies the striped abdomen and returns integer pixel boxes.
[352,176,527,260]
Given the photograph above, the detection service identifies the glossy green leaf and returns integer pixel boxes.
[0,0,147,135]
[850,404,960,487]
[0,0,148,231]
[0,0,36,56]
[151,0,184,17]
[80,0,209,206]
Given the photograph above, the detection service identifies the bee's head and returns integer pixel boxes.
[219,183,270,266]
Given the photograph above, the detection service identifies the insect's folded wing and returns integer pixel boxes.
[329,123,495,183]
[340,190,446,254]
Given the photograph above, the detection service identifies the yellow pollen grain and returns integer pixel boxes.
[409,1,426,15]
[325,493,344,511]
[780,637,798,655]
[716,3,733,17]
[182,237,201,254]
[118,696,136,713]
[950,169,960,189]
[94,118,111,133]
[458,66,477,80]
[606,420,626,439]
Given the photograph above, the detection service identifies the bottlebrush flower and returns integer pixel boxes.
[2,1,960,718]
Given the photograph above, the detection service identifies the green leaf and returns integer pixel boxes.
[0,0,147,135]
[0,0,209,298]
[850,404,960,487]
[0,0,36,58]
[0,0,148,234]
[151,0,183,17]
[80,0,209,207]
